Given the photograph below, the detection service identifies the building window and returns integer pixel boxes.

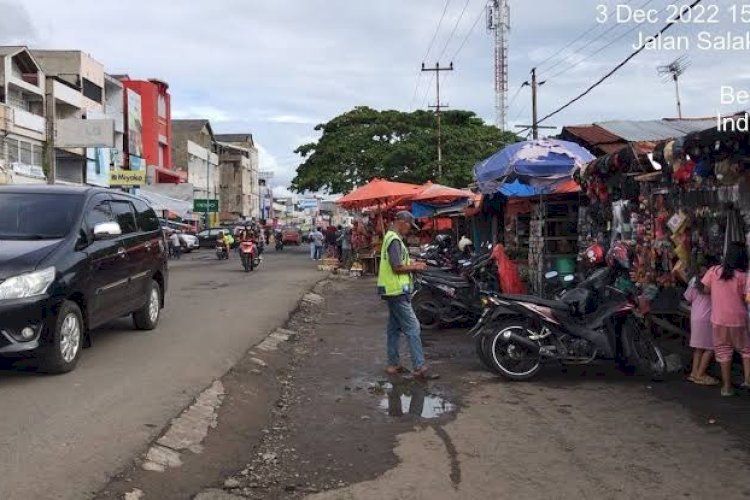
[82,78,103,103]
[7,139,19,163]
[157,94,167,118]
[32,144,43,167]
[19,141,32,165]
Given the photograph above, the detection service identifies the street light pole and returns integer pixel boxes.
[205,148,209,229]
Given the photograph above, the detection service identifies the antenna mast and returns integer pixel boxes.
[488,0,510,130]
[657,56,690,119]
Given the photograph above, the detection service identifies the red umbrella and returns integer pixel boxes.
[412,181,474,204]
[337,178,422,210]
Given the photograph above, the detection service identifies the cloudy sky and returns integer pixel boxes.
[3,0,749,195]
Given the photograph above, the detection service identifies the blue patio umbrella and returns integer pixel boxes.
[474,139,595,195]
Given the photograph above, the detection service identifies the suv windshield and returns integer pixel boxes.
[0,193,83,240]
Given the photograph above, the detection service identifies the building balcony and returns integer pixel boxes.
[14,108,46,134]
[52,80,82,109]
[8,75,44,97]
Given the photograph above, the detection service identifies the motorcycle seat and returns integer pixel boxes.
[421,272,472,288]
[498,294,570,311]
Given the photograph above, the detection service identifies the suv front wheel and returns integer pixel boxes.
[39,301,84,374]
[133,280,162,330]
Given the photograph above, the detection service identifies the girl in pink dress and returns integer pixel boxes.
[684,260,718,386]
[701,243,750,397]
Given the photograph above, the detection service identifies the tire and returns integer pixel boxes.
[242,255,250,272]
[475,332,500,373]
[412,289,442,330]
[623,317,666,381]
[38,301,84,374]
[487,320,542,381]
[133,280,162,331]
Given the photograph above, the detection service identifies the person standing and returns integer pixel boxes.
[377,211,436,379]
[311,227,325,261]
[339,226,352,267]
[685,260,718,386]
[701,243,750,396]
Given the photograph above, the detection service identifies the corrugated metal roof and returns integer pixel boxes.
[562,124,625,154]
[596,119,716,142]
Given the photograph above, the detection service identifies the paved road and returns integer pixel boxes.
[0,246,320,500]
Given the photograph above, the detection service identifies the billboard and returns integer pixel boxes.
[57,119,115,148]
[109,169,146,187]
[86,148,119,187]
[126,89,143,158]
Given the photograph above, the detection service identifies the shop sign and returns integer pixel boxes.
[109,169,146,187]
[194,198,219,212]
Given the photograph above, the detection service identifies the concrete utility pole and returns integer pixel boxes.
[45,80,56,184]
[516,68,554,140]
[421,62,454,179]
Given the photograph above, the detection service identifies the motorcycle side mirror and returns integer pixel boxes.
[564,274,575,283]
[545,271,559,280]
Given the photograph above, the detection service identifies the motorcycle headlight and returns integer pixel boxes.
[0,267,56,301]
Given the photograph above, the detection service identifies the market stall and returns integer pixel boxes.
[575,121,750,337]
[474,139,595,294]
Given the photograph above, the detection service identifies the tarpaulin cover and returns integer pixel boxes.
[492,244,526,294]
[411,199,470,218]
[500,179,581,198]
[474,139,595,194]
[412,181,474,203]
[337,178,422,209]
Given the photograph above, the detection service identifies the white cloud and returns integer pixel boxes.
[172,106,236,123]
[266,114,319,125]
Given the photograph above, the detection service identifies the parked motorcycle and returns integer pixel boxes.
[240,240,261,272]
[473,246,667,381]
[412,249,499,329]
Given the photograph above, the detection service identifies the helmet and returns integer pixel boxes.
[606,241,631,270]
[583,243,605,267]
[435,234,452,249]
[458,236,473,253]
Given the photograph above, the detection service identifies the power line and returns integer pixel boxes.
[545,1,664,82]
[409,0,453,110]
[438,0,472,61]
[540,0,655,77]
[450,0,487,61]
[519,0,704,134]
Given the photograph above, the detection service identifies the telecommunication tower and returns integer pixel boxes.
[487,0,510,130]
[657,56,690,119]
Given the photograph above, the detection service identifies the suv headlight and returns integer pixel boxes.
[0,267,56,300]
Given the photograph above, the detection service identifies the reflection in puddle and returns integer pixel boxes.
[378,381,455,419]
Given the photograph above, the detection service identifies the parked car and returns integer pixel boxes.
[282,226,301,246]
[0,185,168,374]
[178,233,199,252]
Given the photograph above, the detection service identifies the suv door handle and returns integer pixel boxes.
[117,247,127,258]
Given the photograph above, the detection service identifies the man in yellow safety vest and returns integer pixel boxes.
[377,211,437,379]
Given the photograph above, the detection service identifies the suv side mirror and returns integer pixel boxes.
[93,222,122,240]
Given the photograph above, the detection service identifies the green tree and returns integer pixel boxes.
[290,107,517,194]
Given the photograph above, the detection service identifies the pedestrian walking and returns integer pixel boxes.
[169,230,182,260]
[685,258,719,386]
[701,243,750,396]
[377,211,437,379]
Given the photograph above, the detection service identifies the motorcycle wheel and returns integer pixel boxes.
[411,290,441,330]
[242,255,250,272]
[623,317,667,381]
[487,320,542,381]
[475,333,500,373]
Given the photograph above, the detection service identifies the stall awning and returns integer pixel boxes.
[137,188,193,218]
[500,179,581,198]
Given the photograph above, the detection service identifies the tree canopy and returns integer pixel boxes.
[290,107,517,194]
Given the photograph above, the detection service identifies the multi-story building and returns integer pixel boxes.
[83,73,125,187]
[31,49,106,185]
[0,46,46,184]
[215,133,260,221]
[117,76,179,183]
[172,119,219,225]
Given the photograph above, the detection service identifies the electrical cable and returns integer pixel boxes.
[518,0,704,134]
[409,0,452,110]
[438,0,472,62]
[540,0,655,77]
[450,1,487,62]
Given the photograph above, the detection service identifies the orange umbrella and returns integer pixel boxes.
[412,181,474,204]
[337,178,422,210]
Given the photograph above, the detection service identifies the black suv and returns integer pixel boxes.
[0,185,169,373]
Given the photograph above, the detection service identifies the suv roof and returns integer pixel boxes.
[0,185,105,196]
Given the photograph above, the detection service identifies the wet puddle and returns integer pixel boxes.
[376,381,455,419]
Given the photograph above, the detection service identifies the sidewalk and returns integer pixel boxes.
[195,277,750,499]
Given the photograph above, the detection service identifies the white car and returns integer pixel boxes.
[179,233,199,252]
